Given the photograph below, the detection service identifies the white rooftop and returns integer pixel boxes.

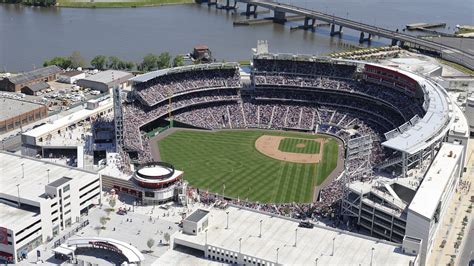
[23,98,112,139]
[0,151,99,202]
[80,70,132,84]
[382,67,453,154]
[174,206,416,265]
[0,202,40,231]
[408,143,463,219]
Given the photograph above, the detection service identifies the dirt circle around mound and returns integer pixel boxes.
[255,135,325,164]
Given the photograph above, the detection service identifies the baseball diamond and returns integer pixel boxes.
[156,129,342,203]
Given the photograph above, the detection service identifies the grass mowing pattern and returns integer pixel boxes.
[158,130,339,203]
[278,138,320,154]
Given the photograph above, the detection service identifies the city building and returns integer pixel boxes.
[58,71,85,84]
[0,151,102,264]
[100,161,186,205]
[21,97,114,167]
[173,206,419,265]
[76,70,133,93]
[0,97,48,134]
[21,82,50,96]
[0,66,61,93]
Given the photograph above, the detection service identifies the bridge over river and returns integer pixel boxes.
[204,0,474,70]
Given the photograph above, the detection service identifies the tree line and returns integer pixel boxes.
[1,0,56,6]
[43,51,185,72]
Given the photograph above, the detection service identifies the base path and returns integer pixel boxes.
[255,135,325,164]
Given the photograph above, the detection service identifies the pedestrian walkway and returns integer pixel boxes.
[427,140,474,266]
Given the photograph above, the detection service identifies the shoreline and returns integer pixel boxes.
[0,0,195,8]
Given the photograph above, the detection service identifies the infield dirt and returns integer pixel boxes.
[255,135,326,164]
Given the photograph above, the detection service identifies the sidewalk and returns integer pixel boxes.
[427,141,474,266]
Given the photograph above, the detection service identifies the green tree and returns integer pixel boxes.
[99,216,108,229]
[147,238,155,251]
[109,198,116,210]
[125,61,135,71]
[69,51,86,69]
[91,55,107,70]
[163,232,170,245]
[43,56,72,69]
[157,52,171,69]
[140,53,159,71]
[172,55,185,67]
[108,56,121,70]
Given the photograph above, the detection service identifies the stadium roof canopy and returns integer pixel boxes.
[408,143,463,219]
[381,68,453,154]
[131,62,239,83]
[174,206,417,265]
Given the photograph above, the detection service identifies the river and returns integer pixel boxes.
[0,0,472,72]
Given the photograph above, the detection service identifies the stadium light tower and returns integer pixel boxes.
[259,219,263,238]
[21,163,24,178]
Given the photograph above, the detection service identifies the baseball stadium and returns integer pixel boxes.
[107,50,468,260]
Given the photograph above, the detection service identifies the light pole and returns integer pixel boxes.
[331,237,336,256]
[259,220,263,238]
[226,211,229,229]
[294,228,298,247]
[315,257,318,266]
[16,184,20,207]
[21,163,24,178]
[276,248,279,264]
[47,169,50,184]
[370,247,375,266]
[239,238,242,254]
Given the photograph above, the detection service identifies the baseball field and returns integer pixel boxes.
[157,130,341,203]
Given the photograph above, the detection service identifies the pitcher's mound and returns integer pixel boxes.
[255,135,325,164]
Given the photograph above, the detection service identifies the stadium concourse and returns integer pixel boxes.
[106,53,468,265]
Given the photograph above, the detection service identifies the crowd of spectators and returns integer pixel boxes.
[115,59,431,220]
[135,68,241,107]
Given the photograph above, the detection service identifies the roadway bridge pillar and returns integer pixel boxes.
[273,10,287,23]
[359,32,372,43]
[207,0,217,6]
[245,3,257,16]
[330,24,343,36]
[223,0,237,10]
[391,39,398,46]
[303,17,316,29]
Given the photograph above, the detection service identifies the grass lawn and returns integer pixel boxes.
[57,0,193,8]
[278,137,320,154]
[158,130,339,203]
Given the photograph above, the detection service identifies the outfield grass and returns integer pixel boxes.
[278,137,320,154]
[57,0,193,8]
[158,130,339,203]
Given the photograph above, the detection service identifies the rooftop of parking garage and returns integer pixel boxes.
[174,206,416,265]
[408,143,464,219]
[0,151,99,202]
[0,202,40,231]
